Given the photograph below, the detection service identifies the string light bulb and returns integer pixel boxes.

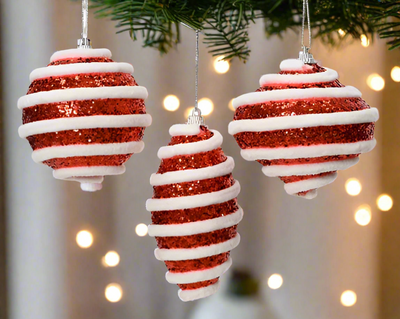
[135,223,148,237]
[102,251,120,267]
[377,194,393,211]
[360,34,370,47]
[391,66,400,82]
[105,283,123,303]
[341,290,357,307]
[345,178,362,196]
[355,205,372,226]
[367,73,385,91]
[213,56,230,74]
[76,230,93,248]
[267,274,283,289]
[163,95,180,112]
[198,98,214,116]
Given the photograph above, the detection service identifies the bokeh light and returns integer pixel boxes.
[76,230,93,248]
[341,290,357,307]
[228,99,235,111]
[377,194,393,211]
[102,251,120,267]
[367,73,385,91]
[345,178,362,196]
[391,66,400,82]
[163,95,180,111]
[338,29,346,37]
[198,98,214,116]
[267,274,283,290]
[360,34,370,47]
[135,223,148,237]
[105,284,123,303]
[213,56,230,74]
[355,205,372,226]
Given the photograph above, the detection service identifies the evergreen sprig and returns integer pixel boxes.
[88,0,400,61]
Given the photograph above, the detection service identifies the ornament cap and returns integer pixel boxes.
[77,38,92,49]
[299,47,316,64]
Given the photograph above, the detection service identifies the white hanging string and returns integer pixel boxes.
[299,0,315,64]
[78,0,92,48]
[187,30,204,125]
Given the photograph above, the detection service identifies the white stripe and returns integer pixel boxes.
[157,130,223,159]
[261,157,359,177]
[232,86,361,110]
[300,189,317,199]
[150,156,235,186]
[241,139,376,161]
[146,180,240,212]
[53,165,126,180]
[50,48,112,62]
[154,234,240,261]
[19,114,152,138]
[18,86,148,109]
[260,68,338,86]
[169,124,201,136]
[228,108,379,135]
[284,172,338,195]
[30,62,134,82]
[148,207,243,237]
[178,281,220,302]
[166,258,232,284]
[32,141,144,163]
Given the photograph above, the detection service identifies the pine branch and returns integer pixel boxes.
[86,0,400,61]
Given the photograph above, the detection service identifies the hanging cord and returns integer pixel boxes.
[299,0,315,64]
[187,30,204,125]
[78,0,92,48]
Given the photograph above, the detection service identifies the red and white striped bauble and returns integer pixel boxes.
[229,58,379,199]
[146,124,242,301]
[18,48,152,192]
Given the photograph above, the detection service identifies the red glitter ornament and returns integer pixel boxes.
[146,124,243,302]
[228,58,379,199]
[18,48,152,191]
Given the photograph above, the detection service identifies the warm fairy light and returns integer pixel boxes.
[135,223,148,237]
[102,251,120,267]
[198,98,214,116]
[228,99,235,111]
[185,107,194,119]
[360,34,370,47]
[105,283,123,303]
[377,194,393,211]
[367,73,385,91]
[391,66,400,82]
[76,230,93,248]
[355,205,372,226]
[338,29,346,37]
[345,178,362,196]
[163,95,180,111]
[341,290,357,307]
[214,56,230,74]
[267,274,283,289]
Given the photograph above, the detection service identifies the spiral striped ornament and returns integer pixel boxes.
[146,124,242,301]
[18,48,152,192]
[229,59,379,199]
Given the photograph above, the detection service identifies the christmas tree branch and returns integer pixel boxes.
[87,0,400,61]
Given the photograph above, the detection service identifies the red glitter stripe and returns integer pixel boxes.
[158,148,227,174]
[42,154,132,169]
[257,154,359,166]
[165,253,230,272]
[234,98,369,120]
[280,172,334,183]
[151,199,238,224]
[170,126,213,145]
[27,128,144,150]
[280,64,327,74]
[156,226,237,249]
[27,72,138,94]
[22,99,146,124]
[234,123,375,149]
[48,57,113,65]
[178,278,219,290]
[153,174,234,198]
[259,80,343,91]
